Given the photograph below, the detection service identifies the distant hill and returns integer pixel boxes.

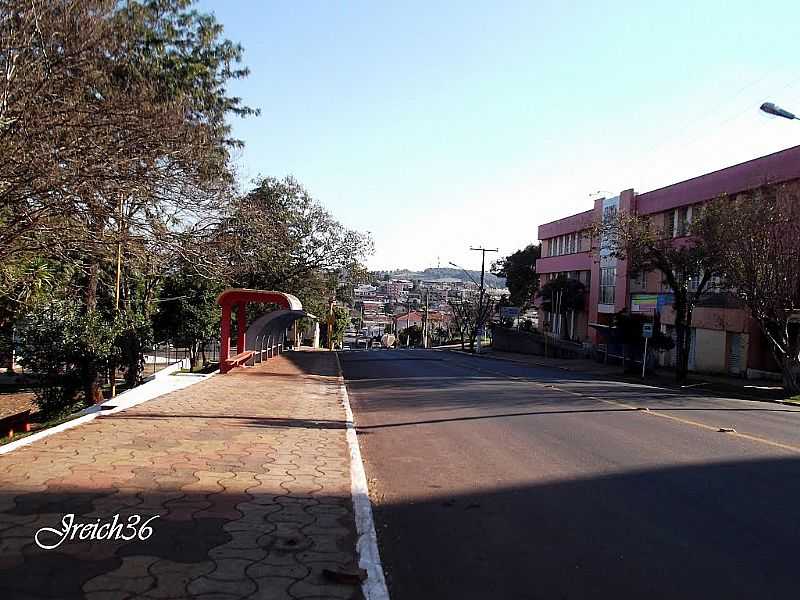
[374,267,506,289]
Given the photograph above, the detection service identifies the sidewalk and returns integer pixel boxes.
[0,351,365,600]
[461,348,791,404]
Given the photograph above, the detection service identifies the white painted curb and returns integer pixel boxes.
[0,412,98,455]
[334,352,390,600]
[0,367,215,456]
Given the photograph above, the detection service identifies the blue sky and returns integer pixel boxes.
[199,0,800,271]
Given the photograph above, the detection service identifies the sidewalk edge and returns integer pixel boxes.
[0,370,216,456]
[334,352,390,600]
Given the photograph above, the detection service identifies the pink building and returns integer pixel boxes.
[535,144,800,378]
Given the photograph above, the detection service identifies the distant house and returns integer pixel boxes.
[392,310,450,332]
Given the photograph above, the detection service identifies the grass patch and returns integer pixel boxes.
[0,410,88,447]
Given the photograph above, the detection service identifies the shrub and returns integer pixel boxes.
[17,302,118,417]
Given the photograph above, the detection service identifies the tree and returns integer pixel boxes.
[694,184,800,393]
[331,306,350,348]
[448,295,494,352]
[153,268,224,369]
[495,295,514,328]
[17,300,119,416]
[1,0,256,403]
[0,0,253,264]
[592,211,723,384]
[0,258,58,372]
[537,277,586,340]
[217,176,373,318]
[398,325,423,347]
[492,244,541,309]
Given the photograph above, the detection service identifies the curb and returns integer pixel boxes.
[0,368,216,456]
[441,348,576,373]
[333,352,390,600]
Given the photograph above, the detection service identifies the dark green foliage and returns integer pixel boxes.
[331,307,350,347]
[18,303,119,416]
[399,325,423,347]
[153,270,223,368]
[218,176,373,320]
[537,278,586,314]
[492,244,541,308]
[116,308,155,387]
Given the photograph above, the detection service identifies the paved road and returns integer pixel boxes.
[340,348,800,600]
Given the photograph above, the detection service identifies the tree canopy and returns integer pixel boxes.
[590,210,724,383]
[0,1,372,412]
[492,244,540,308]
[694,184,800,393]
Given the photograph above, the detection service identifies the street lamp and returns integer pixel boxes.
[760,102,798,121]
[448,261,480,287]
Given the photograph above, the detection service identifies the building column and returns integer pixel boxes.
[588,197,604,344]
[614,189,635,313]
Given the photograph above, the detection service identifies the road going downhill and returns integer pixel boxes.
[339,348,800,600]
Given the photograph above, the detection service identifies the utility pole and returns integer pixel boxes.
[422,289,429,348]
[470,246,498,354]
[327,298,335,351]
[111,197,124,398]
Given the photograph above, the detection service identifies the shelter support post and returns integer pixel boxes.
[237,303,247,354]
[220,303,232,365]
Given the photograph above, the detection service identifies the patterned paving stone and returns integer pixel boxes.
[0,351,362,600]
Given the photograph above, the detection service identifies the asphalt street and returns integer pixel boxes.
[339,348,800,600]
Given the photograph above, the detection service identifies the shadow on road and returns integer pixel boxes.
[372,456,800,600]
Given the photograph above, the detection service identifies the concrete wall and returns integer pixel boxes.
[535,251,592,275]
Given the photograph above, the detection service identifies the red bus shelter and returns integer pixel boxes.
[217,288,305,373]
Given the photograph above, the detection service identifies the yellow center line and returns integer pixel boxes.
[594,394,800,454]
[451,357,800,455]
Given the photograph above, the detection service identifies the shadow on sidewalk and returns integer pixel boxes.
[0,487,360,599]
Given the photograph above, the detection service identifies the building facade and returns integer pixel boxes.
[535,144,800,378]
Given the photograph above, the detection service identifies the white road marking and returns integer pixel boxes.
[335,353,391,600]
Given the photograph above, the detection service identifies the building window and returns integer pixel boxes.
[600,267,616,305]
[665,206,692,237]
[630,270,646,290]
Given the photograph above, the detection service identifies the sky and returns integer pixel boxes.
[198,0,800,272]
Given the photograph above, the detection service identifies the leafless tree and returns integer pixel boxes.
[694,184,800,394]
[448,293,494,352]
[590,210,724,383]
[1,0,254,402]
